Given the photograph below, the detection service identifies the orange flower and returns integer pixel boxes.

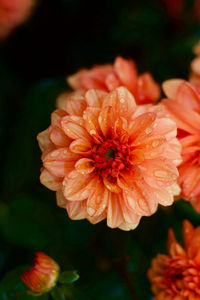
[37,86,181,230]
[148,220,200,300]
[163,80,200,212]
[67,56,161,105]
[21,252,59,294]
[0,0,35,39]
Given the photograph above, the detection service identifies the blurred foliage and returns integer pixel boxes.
[0,0,200,299]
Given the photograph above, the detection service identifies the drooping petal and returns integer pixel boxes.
[56,192,66,208]
[107,193,124,228]
[37,129,54,153]
[49,126,71,147]
[66,200,88,220]
[87,178,108,217]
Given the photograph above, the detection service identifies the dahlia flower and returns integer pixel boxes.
[37,86,181,230]
[163,80,200,212]
[148,220,200,300]
[0,0,35,39]
[67,56,161,105]
[21,252,59,294]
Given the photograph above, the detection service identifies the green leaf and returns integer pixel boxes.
[58,271,79,284]
[51,287,66,300]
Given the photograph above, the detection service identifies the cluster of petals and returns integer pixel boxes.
[163,79,200,212]
[37,85,181,230]
[66,56,161,105]
[0,0,35,39]
[21,252,59,293]
[148,220,200,300]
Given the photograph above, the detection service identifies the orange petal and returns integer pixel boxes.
[114,56,137,93]
[191,57,200,76]
[40,168,62,191]
[63,172,97,201]
[137,72,161,104]
[49,126,71,147]
[142,158,178,189]
[69,138,92,155]
[75,158,95,174]
[56,192,66,208]
[105,72,121,91]
[43,148,79,177]
[107,193,124,228]
[103,86,136,120]
[98,106,115,138]
[85,89,107,107]
[61,118,91,141]
[65,92,86,116]
[37,129,54,153]
[162,79,185,99]
[129,112,156,145]
[103,177,121,193]
[66,200,88,220]
[87,178,108,217]
[83,107,103,143]
[51,109,67,126]
[183,219,194,251]
[176,81,200,110]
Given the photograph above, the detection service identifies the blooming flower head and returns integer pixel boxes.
[163,80,200,212]
[21,252,59,294]
[148,220,200,300]
[0,0,35,39]
[37,86,181,230]
[67,56,161,105]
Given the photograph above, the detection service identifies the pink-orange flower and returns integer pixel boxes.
[148,220,200,300]
[0,0,35,39]
[67,56,161,105]
[37,86,181,230]
[163,80,200,212]
[21,252,59,294]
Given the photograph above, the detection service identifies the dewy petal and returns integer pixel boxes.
[43,148,79,177]
[103,86,136,120]
[114,56,137,93]
[63,172,97,201]
[69,138,92,155]
[103,177,121,193]
[119,196,141,229]
[66,200,88,220]
[75,158,95,174]
[98,106,115,138]
[142,158,178,189]
[152,118,177,141]
[83,107,103,143]
[137,135,165,159]
[61,118,91,141]
[162,79,185,99]
[87,178,108,217]
[65,92,86,116]
[40,168,62,191]
[128,112,156,145]
[49,126,71,147]
[85,89,107,108]
[107,193,124,228]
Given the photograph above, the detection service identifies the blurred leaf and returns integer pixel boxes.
[58,271,79,284]
[51,287,66,300]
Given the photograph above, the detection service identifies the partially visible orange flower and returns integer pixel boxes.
[190,41,200,90]
[148,220,200,300]
[162,80,200,212]
[0,0,35,39]
[67,57,161,105]
[37,86,181,230]
[21,252,59,294]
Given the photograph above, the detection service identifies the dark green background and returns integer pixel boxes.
[0,0,200,299]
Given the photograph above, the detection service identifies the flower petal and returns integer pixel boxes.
[61,118,91,141]
[87,178,108,217]
[66,200,88,220]
[69,138,92,155]
[40,168,62,191]
[75,158,95,174]
[98,106,115,138]
[107,193,124,228]
[83,107,103,143]
[162,79,185,99]
[85,89,107,107]
[49,126,71,147]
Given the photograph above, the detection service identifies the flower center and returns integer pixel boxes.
[92,139,131,179]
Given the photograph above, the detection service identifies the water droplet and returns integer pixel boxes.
[90,129,96,135]
[145,127,152,134]
[154,170,168,178]
[120,98,125,103]
[51,150,59,157]
[152,140,159,147]
[88,207,95,216]
[99,116,102,123]
[83,114,87,120]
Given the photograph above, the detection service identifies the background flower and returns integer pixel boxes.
[67,56,161,105]
[148,220,200,300]
[163,80,200,212]
[0,0,36,39]
[38,86,181,230]
[21,252,59,294]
